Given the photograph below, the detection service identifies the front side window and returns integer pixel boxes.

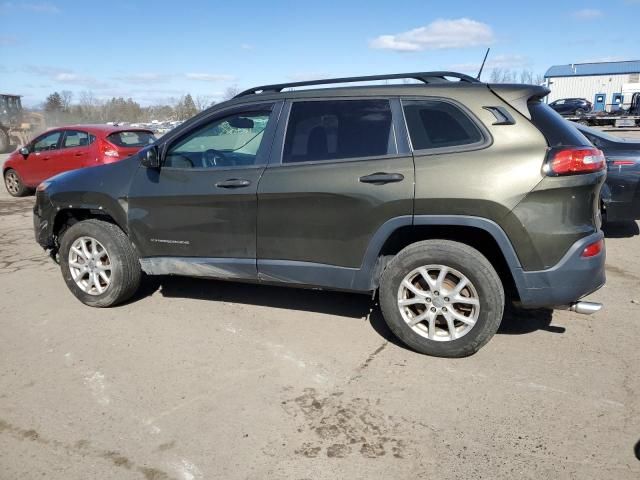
[62,130,90,148]
[165,111,271,168]
[33,131,61,152]
[403,100,484,151]
[283,99,395,164]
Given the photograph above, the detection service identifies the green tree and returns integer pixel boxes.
[182,94,198,119]
[44,92,63,112]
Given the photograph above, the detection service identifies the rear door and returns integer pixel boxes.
[128,102,282,274]
[57,130,92,175]
[256,97,414,288]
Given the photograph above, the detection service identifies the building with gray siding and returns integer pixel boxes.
[544,61,640,112]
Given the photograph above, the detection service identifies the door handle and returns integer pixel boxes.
[216,178,251,188]
[359,172,404,185]
[74,152,85,157]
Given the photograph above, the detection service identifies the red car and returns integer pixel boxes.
[3,125,155,197]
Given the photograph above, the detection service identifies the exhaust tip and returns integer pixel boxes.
[569,301,603,315]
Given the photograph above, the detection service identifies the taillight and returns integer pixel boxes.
[581,239,604,258]
[544,147,606,176]
[100,139,120,159]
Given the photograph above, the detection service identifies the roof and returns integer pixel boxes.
[545,60,640,78]
[235,71,480,97]
[43,124,154,135]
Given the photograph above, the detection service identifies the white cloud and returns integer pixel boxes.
[116,73,173,84]
[370,18,494,52]
[24,65,109,89]
[240,44,253,50]
[2,2,60,13]
[572,8,603,19]
[185,73,235,82]
[0,35,17,45]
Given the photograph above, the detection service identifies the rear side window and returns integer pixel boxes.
[107,131,156,147]
[528,101,590,147]
[403,100,484,151]
[283,99,396,163]
[62,130,90,148]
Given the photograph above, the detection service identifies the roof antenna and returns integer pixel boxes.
[476,48,491,80]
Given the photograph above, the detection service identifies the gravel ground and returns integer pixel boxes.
[1,140,639,479]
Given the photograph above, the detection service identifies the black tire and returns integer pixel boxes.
[59,219,141,307]
[0,130,9,153]
[4,168,29,197]
[379,240,504,358]
[575,108,586,116]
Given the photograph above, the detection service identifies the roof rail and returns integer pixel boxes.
[235,71,481,98]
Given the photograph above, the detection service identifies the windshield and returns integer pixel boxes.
[107,131,156,147]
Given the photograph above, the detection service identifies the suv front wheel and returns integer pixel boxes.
[59,219,141,307]
[379,240,504,357]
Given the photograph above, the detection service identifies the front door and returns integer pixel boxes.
[256,98,414,289]
[22,130,64,185]
[128,103,282,278]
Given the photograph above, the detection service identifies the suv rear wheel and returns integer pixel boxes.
[59,219,141,307]
[379,240,504,357]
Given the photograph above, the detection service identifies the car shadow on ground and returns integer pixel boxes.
[133,276,561,351]
[603,220,639,238]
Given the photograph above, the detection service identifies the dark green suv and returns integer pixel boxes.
[33,72,607,357]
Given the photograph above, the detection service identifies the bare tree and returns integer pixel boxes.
[60,90,73,112]
[223,85,241,100]
[519,70,533,84]
[195,95,212,111]
[490,68,503,83]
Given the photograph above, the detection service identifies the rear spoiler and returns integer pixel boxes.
[488,84,550,120]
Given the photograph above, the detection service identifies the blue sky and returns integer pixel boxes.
[1,0,639,107]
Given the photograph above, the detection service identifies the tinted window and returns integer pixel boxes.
[33,131,61,152]
[403,100,483,150]
[165,111,271,169]
[283,100,395,163]
[528,101,590,147]
[62,130,90,148]
[107,131,155,147]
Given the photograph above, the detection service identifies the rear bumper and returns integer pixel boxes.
[515,231,605,308]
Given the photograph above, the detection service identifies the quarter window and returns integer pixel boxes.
[283,100,396,163]
[165,111,271,169]
[403,100,484,151]
[33,131,61,152]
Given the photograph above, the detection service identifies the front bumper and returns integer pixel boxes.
[33,191,56,249]
[515,230,606,308]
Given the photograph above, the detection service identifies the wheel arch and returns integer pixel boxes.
[361,216,523,300]
[52,207,127,245]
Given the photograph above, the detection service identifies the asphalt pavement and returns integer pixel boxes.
[1,146,639,479]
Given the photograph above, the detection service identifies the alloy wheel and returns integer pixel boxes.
[5,171,20,195]
[397,264,480,341]
[68,236,112,295]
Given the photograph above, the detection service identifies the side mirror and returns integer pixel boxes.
[141,146,160,169]
[19,146,30,156]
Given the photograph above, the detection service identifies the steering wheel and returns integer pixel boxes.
[203,149,234,168]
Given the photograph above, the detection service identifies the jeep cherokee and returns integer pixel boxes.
[33,71,606,357]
